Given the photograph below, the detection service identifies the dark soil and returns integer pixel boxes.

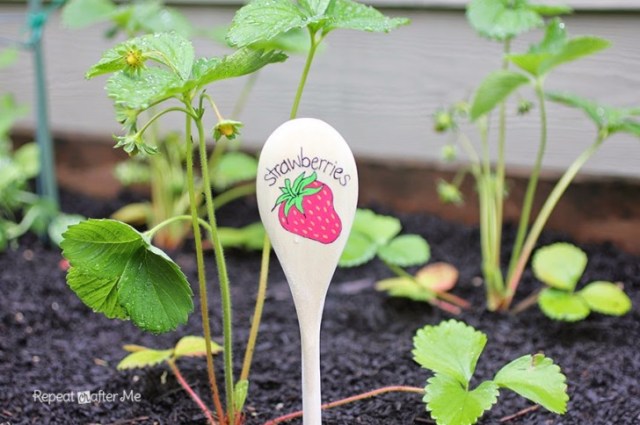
[1,190,639,425]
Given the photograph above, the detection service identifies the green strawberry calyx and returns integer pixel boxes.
[273,171,322,216]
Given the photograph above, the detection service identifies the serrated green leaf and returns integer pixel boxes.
[494,353,568,414]
[191,48,287,91]
[139,33,194,80]
[323,0,410,33]
[174,336,222,359]
[579,281,632,316]
[142,7,193,37]
[377,234,430,267]
[413,319,486,385]
[470,70,530,120]
[218,222,265,251]
[375,277,434,302]
[424,374,498,425]
[212,151,258,190]
[61,219,193,333]
[226,0,310,48]
[351,209,401,246]
[106,67,182,110]
[467,0,543,41]
[117,348,173,370]
[67,267,128,319]
[300,0,332,15]
[538,288,589,321]
[62,0,116,29]
[339,231,378,267]
[532,242,587,290]
[508,19,610,77]
[13,143,40,179]
[546,91,640,136]
[234,379,249,412]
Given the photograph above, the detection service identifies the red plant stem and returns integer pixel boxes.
[432,299,461,315]
[168,360,217,425]
[499,404,540,422]
[263,386,425,425]
[437,292,471,309]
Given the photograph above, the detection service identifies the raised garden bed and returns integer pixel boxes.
[1,189,638,424]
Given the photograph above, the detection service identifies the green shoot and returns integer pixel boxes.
[413,320,568,425]
[531,243,632,321]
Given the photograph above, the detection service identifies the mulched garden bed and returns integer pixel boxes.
[1,190,639,425]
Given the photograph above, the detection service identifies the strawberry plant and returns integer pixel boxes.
[529,242,632,321]
[413,320,568,425]
[434,0,640,312]
[61,1,408,423]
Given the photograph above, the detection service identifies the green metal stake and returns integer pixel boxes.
[27,0,60,210]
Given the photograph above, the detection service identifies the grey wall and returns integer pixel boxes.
[1,2,639,178]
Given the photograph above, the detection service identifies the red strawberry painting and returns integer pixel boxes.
[273,171,342,244]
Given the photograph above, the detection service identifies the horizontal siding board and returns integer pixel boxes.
[1,4,639,178]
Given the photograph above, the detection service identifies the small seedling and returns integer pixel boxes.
[413,320,568,425]
[435,0,640,311]
[531,242,632,321]
[376,262,469,314]
[339,209,429,268]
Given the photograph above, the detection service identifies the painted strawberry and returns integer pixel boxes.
[273,171,342,244]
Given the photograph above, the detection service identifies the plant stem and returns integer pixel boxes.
[290,29,320,120]
[213,182,257,209]
[510,289,541,315]
[168,360,217,425]
[240,234,271,381]
[184,110,226,422]
[263,386,425,425]
[138,106,196,136]
[505,79,548,294]
[144,215,212,240]
[502,133,605,309]
[494,38,512,290]
[194,115,235,425]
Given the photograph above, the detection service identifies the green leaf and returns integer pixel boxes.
[546,91,640,136]
[0,94,28,137]
[114,160,151,186]
[532,242,587,290]
[528,4,573,16]
[538,288,589,322]
[413,320,486,385]
[142,7,193,37]
[339,230,378,267]
[62,0,116,29]
[375,277,434,302]
[212,151,258,191]
[61,219,193,333]
[494,353,569,414]
[470,70,530,120]
[139,33,194,80]
[467,0,543,41]
[191,48,287,91]
[67,267,128,319]
[218,222,265,251]
[579,281,632,316]
[351,209,401,246]
[377,234,430,267]
[323,0,410,33]
[508,19,610,77]
[13,143,40,179]
[106,67,182,110]
[300,0,332,15]
[234,379,249,412]
[174,336,222,359]
[226,0,310,48]
[117,348,173,370]
[424,374,499,425]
